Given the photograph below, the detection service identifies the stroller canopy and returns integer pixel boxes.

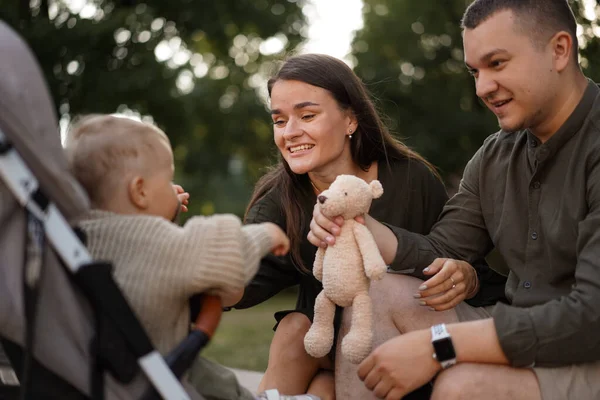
[0,19,97,396]
[0,20,89,219]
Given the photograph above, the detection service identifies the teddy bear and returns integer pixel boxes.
[304,174,387,364]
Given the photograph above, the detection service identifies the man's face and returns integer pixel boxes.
[463,10,558,133]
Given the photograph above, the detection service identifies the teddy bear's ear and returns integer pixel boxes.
[370,180,383,199]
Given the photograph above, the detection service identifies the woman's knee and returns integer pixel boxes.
[368,274,425,331]
[277,312,312,336]
[269,313,313,361]
[369,273,458,333]
[369,273,422,311]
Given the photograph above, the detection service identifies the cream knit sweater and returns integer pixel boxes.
[79,210,273,355]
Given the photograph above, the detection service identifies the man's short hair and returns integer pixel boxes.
[65,114,170,207]
[461,0,579,62]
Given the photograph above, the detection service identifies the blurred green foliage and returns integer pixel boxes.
[1,0,600,215]
[0,0,305,216]
[353,0,600,181]
[203,291,295,371]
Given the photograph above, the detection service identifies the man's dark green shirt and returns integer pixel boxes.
[388,81,600,368]
[237,157,506,328]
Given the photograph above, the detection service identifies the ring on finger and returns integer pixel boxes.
[450,276,456,289]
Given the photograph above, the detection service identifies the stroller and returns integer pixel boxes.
[0,20,222,400]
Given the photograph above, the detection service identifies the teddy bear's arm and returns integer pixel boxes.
[313,246,325,282]
[353,223,387,280]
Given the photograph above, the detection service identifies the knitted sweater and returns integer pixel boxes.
[79,210,273,354]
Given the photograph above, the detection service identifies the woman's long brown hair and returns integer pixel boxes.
[245,54,440,274]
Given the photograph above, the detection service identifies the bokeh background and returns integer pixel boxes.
[3,0,600,371]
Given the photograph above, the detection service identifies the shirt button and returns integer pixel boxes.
[531,231,538,240]
[530,141,537,148]
[524,281,532,289]
[532,181,541,189]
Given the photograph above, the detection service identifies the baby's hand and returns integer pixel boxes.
[263,222,290,257]
[173,184,190,212]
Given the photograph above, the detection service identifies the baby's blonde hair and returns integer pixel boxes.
[65,114,171,207]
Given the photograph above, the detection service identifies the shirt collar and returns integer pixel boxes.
[527,80,600,163]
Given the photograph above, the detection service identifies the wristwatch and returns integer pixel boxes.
[431,324,457,369]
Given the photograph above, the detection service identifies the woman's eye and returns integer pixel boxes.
[273,120,285,126]
[491,60,505,68]
[302,114,315,121]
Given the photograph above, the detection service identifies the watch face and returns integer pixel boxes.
[433,337,456,361]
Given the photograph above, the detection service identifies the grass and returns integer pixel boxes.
[202,291,296,372]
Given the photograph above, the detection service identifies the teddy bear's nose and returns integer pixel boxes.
[318,195,327,204]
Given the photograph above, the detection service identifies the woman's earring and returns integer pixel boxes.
[348,129,353,140]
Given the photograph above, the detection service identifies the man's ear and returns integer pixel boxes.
[551,31,574,73]
[128,176,148,209]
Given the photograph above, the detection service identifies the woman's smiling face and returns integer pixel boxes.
[270,79,356,175]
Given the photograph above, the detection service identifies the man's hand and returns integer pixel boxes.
[358,330,440,399]
[263,222,290,256]
[415,258,479,311]
[173,184,190,212]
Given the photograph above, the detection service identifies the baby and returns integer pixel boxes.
[64,115,315,400]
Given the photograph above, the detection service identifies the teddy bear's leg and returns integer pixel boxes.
[304,291,336,359]
[341,292,372,364]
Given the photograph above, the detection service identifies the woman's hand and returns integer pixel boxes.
[173,184,190,212]
[307,205,397,264]
[307,202,344,248]
[414,258,479,311]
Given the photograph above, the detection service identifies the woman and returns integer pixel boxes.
[231,54,500,400]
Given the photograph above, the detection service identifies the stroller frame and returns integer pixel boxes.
[0,128,189,400]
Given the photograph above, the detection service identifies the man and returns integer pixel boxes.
[308,0,600,399]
